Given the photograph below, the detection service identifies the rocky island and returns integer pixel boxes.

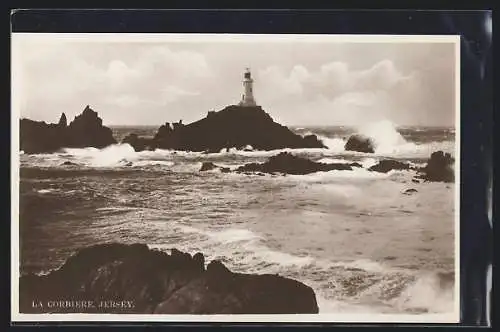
[19,243,319,314]
[123,105,326,153]
[122,68,325,152]
[20,105,116,154]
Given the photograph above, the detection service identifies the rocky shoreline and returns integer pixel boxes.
[20,243,319,314]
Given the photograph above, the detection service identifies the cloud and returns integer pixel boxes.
[14,37,455,126]
[135,46,212,80]
[260,59,411,98]
[257,59,418,125]
[258,65,307,96]
[15,41,212,124]
[160,86,200,103]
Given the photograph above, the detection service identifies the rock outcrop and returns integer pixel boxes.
[368,159,411,173]
[416,151,455,182]
[58,113,67,127]
[20,105,116,154]
[123,105,326,152]
[200,162,219,171]
[20,119,66,154]
[122,133,154,152]
[236,152,361,175]
[403,188,418,195]
[344,134,375,153]
[199,162,230,173]
[19,243,319,314]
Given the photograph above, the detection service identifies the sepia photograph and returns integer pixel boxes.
[11,33,459,322]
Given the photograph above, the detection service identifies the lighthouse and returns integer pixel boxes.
[239,68,257,107]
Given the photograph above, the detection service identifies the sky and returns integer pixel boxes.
[12,34,457,127]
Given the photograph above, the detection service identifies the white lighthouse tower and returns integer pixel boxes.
[239,68,257,107]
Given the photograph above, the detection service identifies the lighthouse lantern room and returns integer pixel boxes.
[239,68,257,107]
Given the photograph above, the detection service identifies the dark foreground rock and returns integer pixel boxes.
[416,151,455,183]
[19,243,318,314]
[20,106,116,154]
[368,159,411,173]
[236,152,361,175]
[123,105,327,152]
[344,134,375,153]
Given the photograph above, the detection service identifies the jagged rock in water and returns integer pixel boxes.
[369,159,410,173]
[344,134,375,153]
[20,119,66,154]
[236,152,357,175]
[20,105,116,154]
[19,243,318,314]
[416,151,455,183]
[58,113,67,127]
[66,106,116,148]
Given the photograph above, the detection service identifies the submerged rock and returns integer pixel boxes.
[236,152,356,175]
[369,159,410,173]
[19,243,318,314]
[200,162,219,171]
[350,162,363,168]
[403,188,418,195]
[20,105,116,154]
[199,162,230,173]
[416,151,455,182]
[344,134,375,153]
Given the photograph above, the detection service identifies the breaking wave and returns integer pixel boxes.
[19,122,454,175]
[148,222,455,315]
[316,120,454,158]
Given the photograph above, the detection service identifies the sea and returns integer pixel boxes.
[18,120,456,316]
